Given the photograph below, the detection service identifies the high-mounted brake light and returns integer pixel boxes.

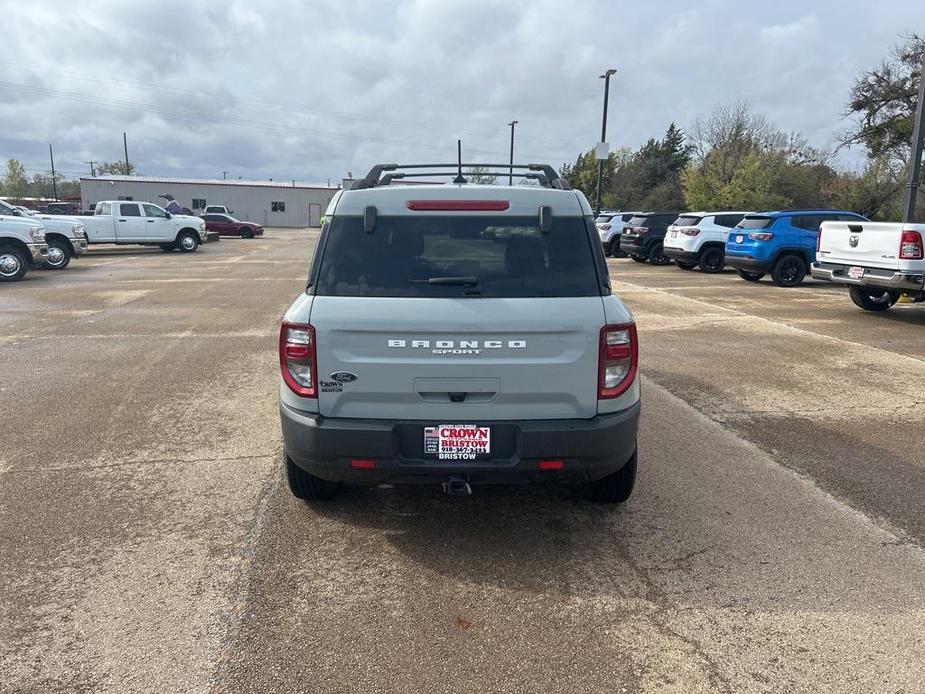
[598,323,638,399]
[748,231,774,241]
[280,322,317,397]
[899,230,924,260]
[406,200,510,211]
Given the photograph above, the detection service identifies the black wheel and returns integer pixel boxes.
[648,243,671,266]
[177,231,199,253]
[602,241,613,257]
[45,239,71,270]
[771,254,806,287]
[698,247,725,274]
[613,248,628,258]
[630,255,648,263]
[239,227,254,239]
[159,243,176,252]
[0,245,28,282]
[676,261,696,271]
[848,286,900,311]
[586,449,637,503]
[737,269,764,282]
[285,455,339,500]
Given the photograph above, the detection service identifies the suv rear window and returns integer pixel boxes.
[595,215,614,223]
[627,215,649,226]
[314,215,602,298]
[737,216,773,230]
[673,215,702,227]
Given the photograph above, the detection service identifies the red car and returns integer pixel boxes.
[201,213,264,238]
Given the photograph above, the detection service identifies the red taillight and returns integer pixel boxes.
[538,460,565,471]
[600,224,611,230]
[279,322,317,397]
[680,227,700,236]
[636,226,649,235]
[350,459,376,470]
[748,231,774,241]
[406,200,510,211]
[598,323,638,399]
[899,230,924,260]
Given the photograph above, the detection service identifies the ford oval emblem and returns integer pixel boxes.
[330,371,358,383]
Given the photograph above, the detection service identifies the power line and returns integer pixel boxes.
[0,61,587,151]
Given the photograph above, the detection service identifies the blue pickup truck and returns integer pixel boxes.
[725,210,868,287]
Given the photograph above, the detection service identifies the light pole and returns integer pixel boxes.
[595,68,617,215]
[903,53,925,222]
[508,120,518,186]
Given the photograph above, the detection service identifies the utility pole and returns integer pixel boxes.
[49,143,58,201]
[222,171,228,180]
[595,69,617,216]
[508,120,518,186]
[903,54,925,222]
[85,161,96,177]
[123,132,130,175]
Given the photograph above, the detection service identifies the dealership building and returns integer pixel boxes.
[79,176,342,228]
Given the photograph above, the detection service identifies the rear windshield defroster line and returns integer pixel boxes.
[312,215,603,298]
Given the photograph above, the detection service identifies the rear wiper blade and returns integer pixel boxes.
[409,276,479,286]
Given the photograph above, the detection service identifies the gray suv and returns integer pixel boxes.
[279,163,640,502]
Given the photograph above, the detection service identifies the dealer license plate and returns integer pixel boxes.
[735,235,744,243]
[424,424,490,461]
[848,266,865,279]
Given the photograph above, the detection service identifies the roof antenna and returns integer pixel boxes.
[453,139,467,184]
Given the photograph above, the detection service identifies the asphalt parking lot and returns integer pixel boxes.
[2,230,924,693]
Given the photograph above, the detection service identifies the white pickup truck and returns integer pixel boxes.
[811,220,925,311]
[61,200,207,252]
[0,199,88,269]
[0,216,49,282]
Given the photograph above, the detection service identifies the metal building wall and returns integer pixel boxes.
[79,178,338,228]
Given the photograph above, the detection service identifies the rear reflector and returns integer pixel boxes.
[350,459,376,470]
[406,200,510,211]
[538,460,565,471]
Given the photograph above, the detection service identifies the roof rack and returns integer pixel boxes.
[352,163,571,191]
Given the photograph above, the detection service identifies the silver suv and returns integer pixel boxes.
[279,163,640,502]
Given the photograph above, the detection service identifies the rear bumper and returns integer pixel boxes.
[725,255,769,273]
[663,247,699,263]
[620,238,649,256]
[811,262,925,291]
[280,401,640,485]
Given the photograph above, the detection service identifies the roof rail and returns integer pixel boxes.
[351,163,571,191]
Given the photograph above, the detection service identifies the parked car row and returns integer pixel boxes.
[604,208,869,287]
[0,199,208,282]
[602,207,925,311]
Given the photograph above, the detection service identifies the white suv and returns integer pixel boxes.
[663,211,750,273]
[596,211,638,257]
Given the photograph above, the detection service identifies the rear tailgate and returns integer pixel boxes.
[817,221,910,271]
[311,296,605,420]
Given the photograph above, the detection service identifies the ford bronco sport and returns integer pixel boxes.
[279,163,640,502]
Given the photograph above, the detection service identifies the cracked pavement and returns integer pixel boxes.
[1,231,924,693]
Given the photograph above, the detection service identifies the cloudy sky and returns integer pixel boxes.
[1,0,921,184]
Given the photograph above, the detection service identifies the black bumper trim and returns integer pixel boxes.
[663,248,698,263]
[281,402,640,484]
[725,256,769,273]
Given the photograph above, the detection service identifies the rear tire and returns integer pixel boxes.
[0,245,28,282]
[45,239,71,270]
[648,243,671,266]
[285,455,340,500]
[177,231,199,253]
[736,269,764,282]
[586,449,637,503]
[676,261,696,271]
[698,247,725,274]
[771,254,806,287]
[630,255,648,263]
[848,286,900,311]
[239,227,254,239]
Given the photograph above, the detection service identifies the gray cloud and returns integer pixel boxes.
[0,0,919,182]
